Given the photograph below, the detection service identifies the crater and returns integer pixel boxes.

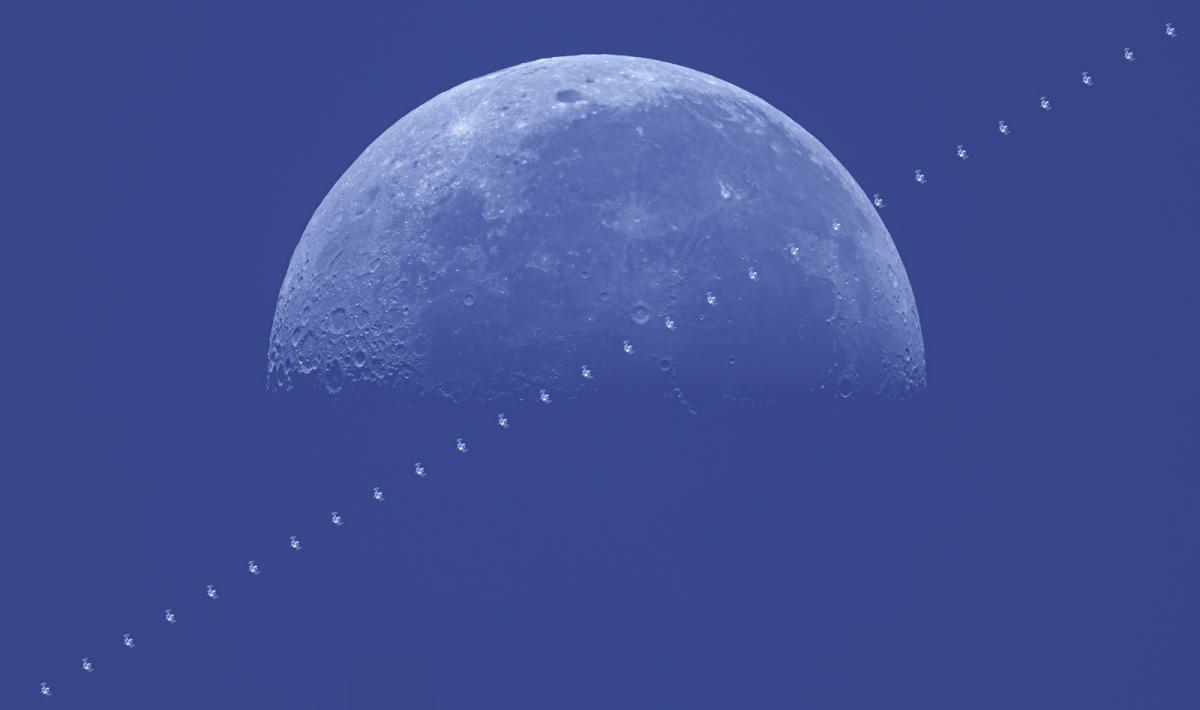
[555,89,584,104]
[630,302,650,325]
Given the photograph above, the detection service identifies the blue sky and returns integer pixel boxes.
[3,1,1197,707]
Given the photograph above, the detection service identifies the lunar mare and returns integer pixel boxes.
[267,55,925,403]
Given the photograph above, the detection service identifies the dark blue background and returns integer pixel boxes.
[4,1,1197,707]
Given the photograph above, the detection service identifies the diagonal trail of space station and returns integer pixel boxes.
[892,21,1180,205]
[34,18,1184,703]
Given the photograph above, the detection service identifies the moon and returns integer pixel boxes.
[267,55,925,404]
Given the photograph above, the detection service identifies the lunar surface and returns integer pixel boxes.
[267,55,925,404]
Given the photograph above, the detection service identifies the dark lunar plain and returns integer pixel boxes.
[3,1,1198,708]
